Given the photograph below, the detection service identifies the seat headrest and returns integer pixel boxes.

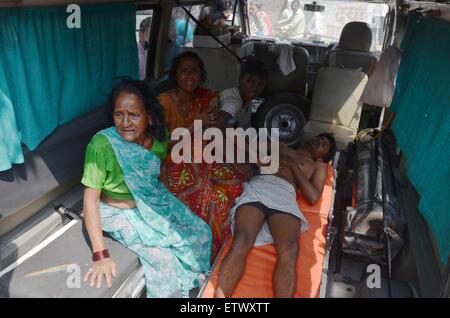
[338,22,372,52]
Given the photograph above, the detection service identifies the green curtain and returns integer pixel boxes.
[390,13,450,265]
[0,2,138,163]
[0,90,24,171]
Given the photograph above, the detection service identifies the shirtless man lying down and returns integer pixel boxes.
[215,133,337,298]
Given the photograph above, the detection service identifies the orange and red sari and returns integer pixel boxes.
[158,88,246,261]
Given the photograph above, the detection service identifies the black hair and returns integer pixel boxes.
[173,7,187,20]
[240,56,269,81]
[107,78,166,142]
[223,0,233,10]
[168,51,207,85]
[217,0,232,12]
[318,132,337,163]
[139,17,152,33]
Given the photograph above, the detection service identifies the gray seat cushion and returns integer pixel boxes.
[302,67,368,150]
[326,22,377,75]
[338,22,373,52]
[327,49,377,75]
[309,67,367,128]
[0,221,140,297]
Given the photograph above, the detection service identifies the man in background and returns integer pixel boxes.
[255,2,275,37]
[138,17,151,80]
[215,57,268,131]
[276,0,305,39]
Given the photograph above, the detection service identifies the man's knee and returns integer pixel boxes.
[276,240,299,262]
[231,231,256,255]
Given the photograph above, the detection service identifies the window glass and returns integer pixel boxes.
[136,10,153,80]
[248,0,389,51]
[165,5,204,70]
[224,0,242,27]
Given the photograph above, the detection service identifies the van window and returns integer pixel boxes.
[248,0,389,51]
[136,10,153,80]
[224,0,243,28]
[165,5,203,70]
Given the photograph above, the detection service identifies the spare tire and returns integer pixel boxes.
[253,93,310,147]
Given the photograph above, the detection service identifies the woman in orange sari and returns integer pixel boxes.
[158,51,247,261]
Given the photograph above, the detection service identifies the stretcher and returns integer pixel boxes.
[199,165,335,298]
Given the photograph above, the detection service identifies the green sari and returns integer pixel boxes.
[89,127,212,297]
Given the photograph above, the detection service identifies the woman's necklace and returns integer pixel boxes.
[175,91,193,117]
[181,100,191,116]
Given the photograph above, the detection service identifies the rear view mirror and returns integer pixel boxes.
[304,1,325,12]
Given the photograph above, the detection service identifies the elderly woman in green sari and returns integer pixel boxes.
[81,79,212,297]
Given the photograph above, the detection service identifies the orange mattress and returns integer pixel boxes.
[200,165,334,298]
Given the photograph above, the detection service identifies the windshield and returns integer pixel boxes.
[248,0,389,51]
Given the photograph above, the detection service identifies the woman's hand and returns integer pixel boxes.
[195,108,220,127]
[83,258,117,289]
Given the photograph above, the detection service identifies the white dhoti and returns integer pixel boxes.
[230,175,310,246]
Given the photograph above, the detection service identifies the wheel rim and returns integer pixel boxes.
[265,104,305,141]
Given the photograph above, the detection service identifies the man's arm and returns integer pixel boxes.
[282,11,304,33]
[277,18,289,27]
[215,110,233,132]
[284,160,327,205]
[217,89,242,132]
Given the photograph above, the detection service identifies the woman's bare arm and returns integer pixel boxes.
[84,188,106,252]
[83,187,117,288]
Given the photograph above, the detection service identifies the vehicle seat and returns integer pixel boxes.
[0,220,142,297]
[326,22,377,75]
[301,67,368,150]
[252,42,309,97]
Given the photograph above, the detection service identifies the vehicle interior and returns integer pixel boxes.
[0,0,449,298]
